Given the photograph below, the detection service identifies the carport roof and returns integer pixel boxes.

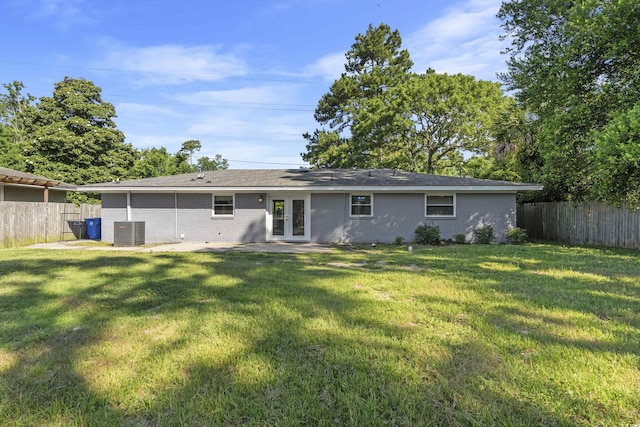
[78,169,542,193]
[0,167,75,189]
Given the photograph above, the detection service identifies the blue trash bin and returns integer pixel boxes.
[85,218,102,240]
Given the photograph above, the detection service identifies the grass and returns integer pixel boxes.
[0,243,638,426]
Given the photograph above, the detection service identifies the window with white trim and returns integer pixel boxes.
[213,194,234,216]
[350,194,372,216]
[425,194,455,217]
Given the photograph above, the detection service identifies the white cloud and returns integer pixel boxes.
[98,44,248,86]
[23,0,93,30]
[116,102,184,118]
[405,0,507,81]
[302,51,345,81]
[173,85,302,106]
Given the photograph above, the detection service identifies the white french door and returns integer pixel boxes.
[266,194,310,241]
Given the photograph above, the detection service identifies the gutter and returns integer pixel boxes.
[78,185,544,193]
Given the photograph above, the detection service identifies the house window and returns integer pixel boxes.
[351,194,372,216]
[426,195,455,217]
[213,195,234,216]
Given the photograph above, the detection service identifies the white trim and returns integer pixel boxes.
[266,193,311,242]
[212,194,235,218]
[349,193,373,217]
[126,192,132,221]
[425,193,456,218]
[175,192,179,240]
[79,184,543,193]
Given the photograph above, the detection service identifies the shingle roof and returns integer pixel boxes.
[0,167,75,189]
[79,169,542,191]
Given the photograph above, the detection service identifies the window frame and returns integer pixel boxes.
[425,194,456,218]
[349,193,373,217]
[212,194,235,217]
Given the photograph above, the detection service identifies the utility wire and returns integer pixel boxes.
[1,60,334,85]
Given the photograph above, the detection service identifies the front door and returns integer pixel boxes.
[267,194,310,241]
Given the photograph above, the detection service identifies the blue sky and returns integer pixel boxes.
[1,0,508,169]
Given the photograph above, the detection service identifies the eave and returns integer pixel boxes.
[78,184,544,193]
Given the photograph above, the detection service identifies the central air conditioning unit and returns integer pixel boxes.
[114,221,145,246]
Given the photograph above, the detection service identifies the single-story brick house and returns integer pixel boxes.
[79,168,542,244]
[0,167,74,203]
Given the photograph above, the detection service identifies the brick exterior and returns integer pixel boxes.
[100,192,265,244]
[101,191,515,244]
[310,193,516,243]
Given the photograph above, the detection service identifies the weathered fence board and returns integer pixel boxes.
[517,201,640,249]
[0,202,101,248]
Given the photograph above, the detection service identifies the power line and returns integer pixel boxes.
[1,60,334,85]
[105,93,316,109]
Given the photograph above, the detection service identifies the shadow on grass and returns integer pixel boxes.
[0,245,638,425]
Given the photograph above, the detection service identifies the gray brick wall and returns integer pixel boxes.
[101,191,515,244]
[101,192,266,244]
[130,193,176,243]
[310,192,516,243]
[176,193,266,243]
[101,193,127,243]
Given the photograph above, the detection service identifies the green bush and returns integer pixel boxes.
[415,225,441,245]
[474,226,495,244]
[394,236,404,245]
[506,227,528,244]
[453,233,467,244]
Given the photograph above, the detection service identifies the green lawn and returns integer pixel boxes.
[0,244,638,426]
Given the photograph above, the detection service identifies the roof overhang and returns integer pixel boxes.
[78,184,544,193]
[0,181,73,191]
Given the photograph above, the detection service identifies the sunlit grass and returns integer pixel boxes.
[0,243,639,426]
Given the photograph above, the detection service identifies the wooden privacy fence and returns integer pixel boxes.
[517,201,640,249]
[0,201,101,248]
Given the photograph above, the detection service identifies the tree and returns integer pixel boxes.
[23,77,137,202]
[0,124,24,169]
[197,154,228,171]
[303,23,413,169]
[498,0,640,201]
[391,70,507,174]
[179,139,202,167]
[130,147,191,178]
[0,81,35,170]
[303,24,510,175]
[0,80,35,146]
[590,105,640,205]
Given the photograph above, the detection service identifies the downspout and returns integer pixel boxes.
[175,192,178,241]
[0,184,4,201]
[126,192,132,221]
[44,186,49,203]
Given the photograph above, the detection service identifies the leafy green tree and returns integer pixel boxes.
[498,0,640,201]
[25,77,136,186]
[590,105,640,205]
[130,147,191,178]
[180,139,202,167]
[303,25,509,175]
[391,70,507,174]
[303,23,413,169]
[0,81,35,170]
[0,124,24,169]
[196,154,228,171]
[0,80,35,146]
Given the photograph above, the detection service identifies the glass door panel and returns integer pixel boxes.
[272,199,285,236]
[268,195,309,241]
[292,199,305,236]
